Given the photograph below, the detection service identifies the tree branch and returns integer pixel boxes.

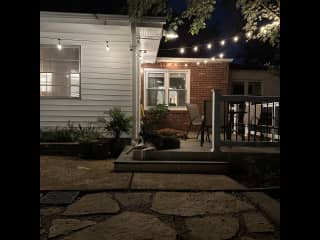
[260,1,280,19]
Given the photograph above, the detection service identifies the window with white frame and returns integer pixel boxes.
[232,81,263,96]
[40,44,80,98]
[144,69,190,109]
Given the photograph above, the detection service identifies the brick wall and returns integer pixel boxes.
[141,61,230,131]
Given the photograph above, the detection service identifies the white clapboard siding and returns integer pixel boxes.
[40,20,133,129]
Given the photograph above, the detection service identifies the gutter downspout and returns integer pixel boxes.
[131,21,138,140]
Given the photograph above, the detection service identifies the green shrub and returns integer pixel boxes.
[98,107,132,140]
[77,124,102,143]
[143,104,168,130]
[40,121,79,142]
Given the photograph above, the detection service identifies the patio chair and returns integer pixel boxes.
[186,103,204,139]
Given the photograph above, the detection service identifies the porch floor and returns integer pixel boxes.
[176,135,280,154]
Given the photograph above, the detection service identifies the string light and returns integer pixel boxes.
[196,61,200,65]
[233,36,239,42]
[184,63,188,67]
[193,46,198,52]
[220,40,225,46]
[164,30,179,39]
[106,41,110,51]
[246,32,252,38]
[219,53,224,58]
[207,43,212,49]
[57,38,62,50]
[211,57,216,61]
[179,48,185,54]
[204,60,208,64]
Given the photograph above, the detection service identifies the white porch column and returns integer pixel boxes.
[131,22,139,140]
[211,89,221,152]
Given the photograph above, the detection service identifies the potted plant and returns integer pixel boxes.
[77,124,102,159]
[98,107,132,158]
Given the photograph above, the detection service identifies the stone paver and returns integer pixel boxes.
[243,212,275,233]
[40,157,132,190]
[131,173,245,190]
[40,191,79,205]
[244,192,280,226]
[63,211,177,240]
[186,215,239,240]
[63,193,120,216]
[40,207,64,216]
[48,219,96,238]
[151,192,255,216]
[114,192,152,207]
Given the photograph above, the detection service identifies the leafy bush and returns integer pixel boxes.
[77,124,102,143]
[40,121,79,142]
[143,104,168,130]
[98,107,132,140]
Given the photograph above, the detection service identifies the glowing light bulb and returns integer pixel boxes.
[246,32,252,38]
[219,53,224,58]
[193,46,198,52]
[106,41,110,51]
[164,30,178,39]
[184,64,188,67]
[207,43,212,49]
[233,36,239,42]
[57,38,62,50]
[211,57,216,61]
[204,60,208,64]
[220,40,225,46]
[179,48,185,54]
[196,61,200,66]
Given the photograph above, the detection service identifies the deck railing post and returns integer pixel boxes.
[211,89,221,152]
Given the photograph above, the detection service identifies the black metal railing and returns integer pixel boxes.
[211,89,280,150]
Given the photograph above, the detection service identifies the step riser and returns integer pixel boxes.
[115,162,229,173]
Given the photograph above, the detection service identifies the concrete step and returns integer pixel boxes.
[114,159,229,173]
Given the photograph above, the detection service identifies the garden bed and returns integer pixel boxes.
[40,138,131,158]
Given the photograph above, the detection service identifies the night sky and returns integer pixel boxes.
[40,0,279,66]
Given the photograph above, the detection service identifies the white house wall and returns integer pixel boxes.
[230,69,280,96]
[40,21,133,129]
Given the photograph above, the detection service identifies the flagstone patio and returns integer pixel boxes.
[40,155,280,240]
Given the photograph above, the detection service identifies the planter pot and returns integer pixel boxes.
[110,139,127,158]
[92,139,112,160]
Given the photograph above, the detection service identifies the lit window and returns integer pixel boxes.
[40,73,53,96]
[40,44,80,98]
[145,70,190,109]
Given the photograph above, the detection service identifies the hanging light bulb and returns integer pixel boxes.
[219,53,224,58]
[57,38,62,50]
[220,40,225,46]
[233,36,239,42]
[196,61,200,66]
[179,48,185,54]
[193,46,198,52]
[106,41,110,51]
[211,57,216,61]
[207,43,212,49]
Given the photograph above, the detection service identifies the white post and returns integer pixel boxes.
[211,89,215,152]
[211,89,221,152]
